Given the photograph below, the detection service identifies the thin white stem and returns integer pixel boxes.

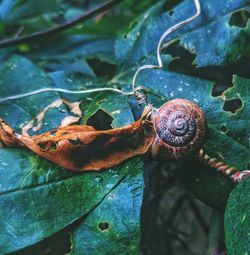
[132,0,201,89]
[0,87,132,103]
[157,0,201,67]
[132,64,160,91]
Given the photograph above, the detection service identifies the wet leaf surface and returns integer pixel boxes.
[0,0,249,254]
[224,177,250,255]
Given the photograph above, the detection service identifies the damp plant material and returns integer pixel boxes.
[0,107,154,171]
[21,99,82,136]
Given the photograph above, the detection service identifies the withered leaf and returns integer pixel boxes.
[0,107,154,171]
[21,99,82,136]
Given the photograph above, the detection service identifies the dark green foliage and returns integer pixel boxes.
[0,0,249,254]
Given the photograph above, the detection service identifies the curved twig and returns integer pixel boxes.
[0,0,124,48]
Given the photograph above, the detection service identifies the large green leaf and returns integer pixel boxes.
[71,160,143,255]
[224,178,250,255]
[115,0,250,69]
[0,148,140,254]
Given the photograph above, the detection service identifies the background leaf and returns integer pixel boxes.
[224,177,250,255]
[71,160,143,255]
[0,146,140,253]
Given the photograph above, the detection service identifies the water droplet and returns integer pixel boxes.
[106,183,113,189]
[109,169,117,174]
[95,176,103,183]
[59,108,66,113]
[112,174,119,178]
[108,193,116,200]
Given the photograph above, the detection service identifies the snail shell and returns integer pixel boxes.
[151,98,206,160]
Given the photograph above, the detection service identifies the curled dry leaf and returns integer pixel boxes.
[21,99,82,136]
[0,119,24,147]
[0,107,154,171]
[60,100,82,127]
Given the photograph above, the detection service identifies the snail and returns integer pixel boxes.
[151,98,206,161]
[148,98,250,183]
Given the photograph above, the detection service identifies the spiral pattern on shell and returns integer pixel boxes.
[152,98,206,160]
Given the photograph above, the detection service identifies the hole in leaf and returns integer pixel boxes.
[220,125,227,133]
[68,138,83,146]
[49,143,57,151]
[38,142,57,151]
[163,40,196,72]
[162,40,197,73]
[229,10,250,28]
[86,109,113,130]
[168,10,174,16]
[51,131,57,136]
[98,222,109,231]
[86,59,116,79]
[212,82,233,97]
[223,98,242,114]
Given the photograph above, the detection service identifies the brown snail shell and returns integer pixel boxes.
[151,98,206,160]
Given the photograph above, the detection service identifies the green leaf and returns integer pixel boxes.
[71,160,143,255]
[83,92,134,128]
[0,0,60,24]
[180,7,250,67]
[115,0,250,69]
[224,178,250,255]
[0,148,139,253]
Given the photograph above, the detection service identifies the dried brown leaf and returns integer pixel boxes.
[0,107,154,171]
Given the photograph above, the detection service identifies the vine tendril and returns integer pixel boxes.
[131,0,201,94]
[198,149,250,183]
